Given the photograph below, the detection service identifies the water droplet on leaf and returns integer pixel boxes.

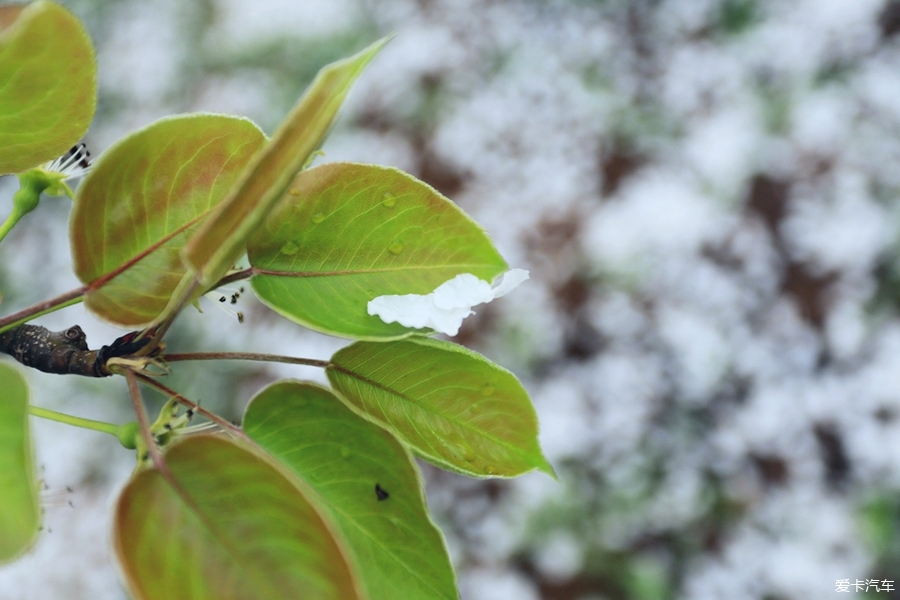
[388,241,404,255]
[480,383,495,396]
[382,192,397,208]
[280,241,299,255]
[340,447,351,459]
[288,188,301,196]
[312,212,326,224]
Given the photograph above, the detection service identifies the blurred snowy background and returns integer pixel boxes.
[3,0,900,598]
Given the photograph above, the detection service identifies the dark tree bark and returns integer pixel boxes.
[0,325,151,377]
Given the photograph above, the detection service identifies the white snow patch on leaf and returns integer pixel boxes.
[367,269,529,336]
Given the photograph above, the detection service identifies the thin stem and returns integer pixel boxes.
[0,210,22,245]
[125,370,168,475]
[138,276,199,356]
[210,267,253,290]
[163,352,329,369]
[0,176,46,246]
[133,372,248,440]
[28,405,120,436]
[0,286,86,334]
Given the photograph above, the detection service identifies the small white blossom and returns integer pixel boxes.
[41,142,92,179]
[200,284,246,323]
[368,268,529,336]
[30,143,93,199]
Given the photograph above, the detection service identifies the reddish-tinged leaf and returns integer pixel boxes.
[114,435,364,600]
[71,115,265,325]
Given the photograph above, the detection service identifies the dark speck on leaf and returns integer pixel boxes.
[375,483,389,501]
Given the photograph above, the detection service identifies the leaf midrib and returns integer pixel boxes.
[328,361,535,470]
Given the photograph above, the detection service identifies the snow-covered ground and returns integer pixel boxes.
[2,0,900,598]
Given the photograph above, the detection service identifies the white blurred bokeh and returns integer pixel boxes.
[4,0,900,598]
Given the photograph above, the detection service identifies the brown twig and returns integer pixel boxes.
[209,268,253,289]
[132,372,248,440]
[125,371,170,477]
[0,286,87,333]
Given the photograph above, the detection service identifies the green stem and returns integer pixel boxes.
[28,405,120,436]
[0,171,52,245]
[0,210,23,244]
[163,352,329,368]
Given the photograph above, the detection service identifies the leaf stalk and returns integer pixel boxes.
[28,405,120,436]
[163,352,329,369]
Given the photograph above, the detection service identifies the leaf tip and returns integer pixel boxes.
[537,456,559,481]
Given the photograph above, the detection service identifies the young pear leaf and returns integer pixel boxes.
[327,338,554,478]
[70,114,265,326]
[0,1,96,175]
[114,435,364,600]
[244,381,458,600]
[247,162,508,340]
[182,38,389,289]
[0,363,39,564]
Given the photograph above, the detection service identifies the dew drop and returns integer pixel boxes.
[388,241,404,255]
[311,212,326,224]
[480,383,495,396]
[280,241,299,255]
[463,449,477,463]
[382,192,397,208]
[485,466,498,475]
[339,447,351,459]
[288,188,301,196]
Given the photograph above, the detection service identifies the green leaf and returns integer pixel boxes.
[114,435,364,600]
[327,338,554,478]
[0,0,96,175]
[70,114,265,326]
[183,38,389,286]
[244,382,458,600]
[0,363,39,563]
[246,162,508,340]
[182,38,389,290]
